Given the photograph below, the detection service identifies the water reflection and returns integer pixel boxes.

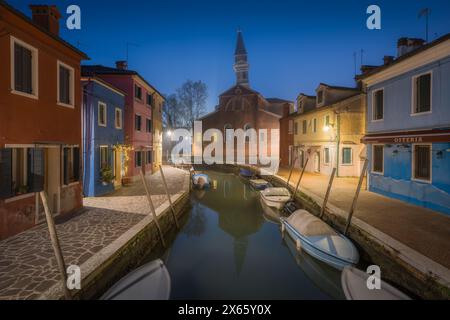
[183,204,207,237]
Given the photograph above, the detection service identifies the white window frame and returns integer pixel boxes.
[10,36,39,100]
[412,143,432,184]
[411,71,433,116]
[371,144,384,175]
[372,88,384,122]
[323,147,330,165]
[115,108,123,129]
[98,102,107,127]
[317,90,325,107]
[99,145,109,169]
[341,147,353,166]
[56,60,75,108]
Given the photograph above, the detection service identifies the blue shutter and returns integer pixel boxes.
[0,149,13,199]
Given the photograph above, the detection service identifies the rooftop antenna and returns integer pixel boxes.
[360,49,364,68]
[353,51,357,77]
[418,8,431,42]
[126,42,140,65]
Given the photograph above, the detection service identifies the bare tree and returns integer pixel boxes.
[162,94,183,129]
[176,80,208,128]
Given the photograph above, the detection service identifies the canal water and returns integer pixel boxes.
[144,171,345,300]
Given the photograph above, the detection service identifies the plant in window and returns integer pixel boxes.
[100,166,115,185]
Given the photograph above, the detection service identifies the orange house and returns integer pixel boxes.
[0,3,88,240]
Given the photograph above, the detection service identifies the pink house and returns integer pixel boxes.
[82,62,164,181]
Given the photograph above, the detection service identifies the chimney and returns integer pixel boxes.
[116,60,128,70]
[383,55,395,65]
[397,37,425,57]
[29,5,61,36]
[360,65,379,75]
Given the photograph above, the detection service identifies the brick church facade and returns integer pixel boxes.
[199,30,293,167]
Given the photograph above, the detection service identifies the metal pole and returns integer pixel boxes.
[293,157,309,198]
[344,159,369,235]
[140,171,166,247]
[39,191,71,300]
[320,168,337,219]
[159,165,180,229]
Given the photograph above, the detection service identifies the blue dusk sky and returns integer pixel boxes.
[7,0,450,112]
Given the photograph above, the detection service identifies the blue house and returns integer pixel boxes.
[360,34,450,215]
[81,71,126,197]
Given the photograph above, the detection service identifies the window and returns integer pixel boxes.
[373,89,384,120]
[63,147,80,185]
[135,151,142,167]
[135,85,142,100]
[146,151,152,164]
[135,114,142,131]
[57,61,74,107]
[294,122,298,135]
[298,101,303,113]
[372,145,384,174]
[99,146,108,170]
[0,148,45,198]
[288,120,293,134]
[313,118,317,133]
[324,115,330,127]
[324,148,330,165]
[147,93,153,107]
[146,118,152,133]
[244,123,252,142]
[317,91,324,105]
[115,108,122,129]
[413,145,431,182]
[98,102,107,127]
[302,120,307,134]
[412,73,431,114]
[342,148,353,165]
[11,37,38,98]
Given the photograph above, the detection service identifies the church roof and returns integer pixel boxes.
[235,30,247,55]
[219,84,260,97]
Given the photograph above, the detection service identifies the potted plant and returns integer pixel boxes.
[100,167,115,186]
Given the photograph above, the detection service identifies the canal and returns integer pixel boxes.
[142,171,345,300]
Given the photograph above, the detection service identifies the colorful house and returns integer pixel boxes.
[81,72,126,196]
[0,3,87,240]
[292,85,366,177]
[360,35,450,214]
[82,63,164,181]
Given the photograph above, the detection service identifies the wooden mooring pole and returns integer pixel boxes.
[285,159,296,190]
[159,165,180,229]
[320,168,337,219]
[293,157,309,198]
[39,191,71,300]
[140,171,166,247]
[344,159,369,236]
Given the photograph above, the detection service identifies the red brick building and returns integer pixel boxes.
[0,3,87,240]
[199,31,292,166]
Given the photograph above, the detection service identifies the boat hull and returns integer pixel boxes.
[260,193,290,209]
[281,218,358,271]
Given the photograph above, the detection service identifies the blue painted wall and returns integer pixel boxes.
[82,80,125,197]
[367,56,450,133]
[366,53,450,215]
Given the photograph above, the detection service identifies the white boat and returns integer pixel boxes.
[260,187,291,210]
[249,179,271,190]
[192,173,210,189]
[101,259,171,300]
[280,210,359,270]
[341,266,411,300]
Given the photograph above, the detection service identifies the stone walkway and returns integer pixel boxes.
[0,166,188,300]
[277,167,450,270]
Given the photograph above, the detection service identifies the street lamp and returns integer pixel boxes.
[166,130,173,137]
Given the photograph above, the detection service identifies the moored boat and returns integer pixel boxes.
[239,168,254,178]
[249,178,271,190]
[192,173,211,189]
[280,210,359,270]
[260,187,291,210]
[101,259,171,300]
[341,266,411,300]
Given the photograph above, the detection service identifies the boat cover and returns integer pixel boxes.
[261,187,290,197]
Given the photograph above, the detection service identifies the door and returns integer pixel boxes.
[45,148,60,215]
[114,149,122,188]
[314,152,320,173]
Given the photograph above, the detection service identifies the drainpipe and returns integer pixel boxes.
[335,112,341,177]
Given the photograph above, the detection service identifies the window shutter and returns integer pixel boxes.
[419,75,431,112]
[0,149,13,199]
[73,147,80,182]
[24,48,32,94]
[63,148,69,185]
[28,148,45,192]
[14,44,23,92]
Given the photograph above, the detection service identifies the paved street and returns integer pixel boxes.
[0,167,188,300]
[278,167,450,270]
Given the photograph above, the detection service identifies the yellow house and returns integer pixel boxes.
[152,94,164,172]
[293,84,366,177]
